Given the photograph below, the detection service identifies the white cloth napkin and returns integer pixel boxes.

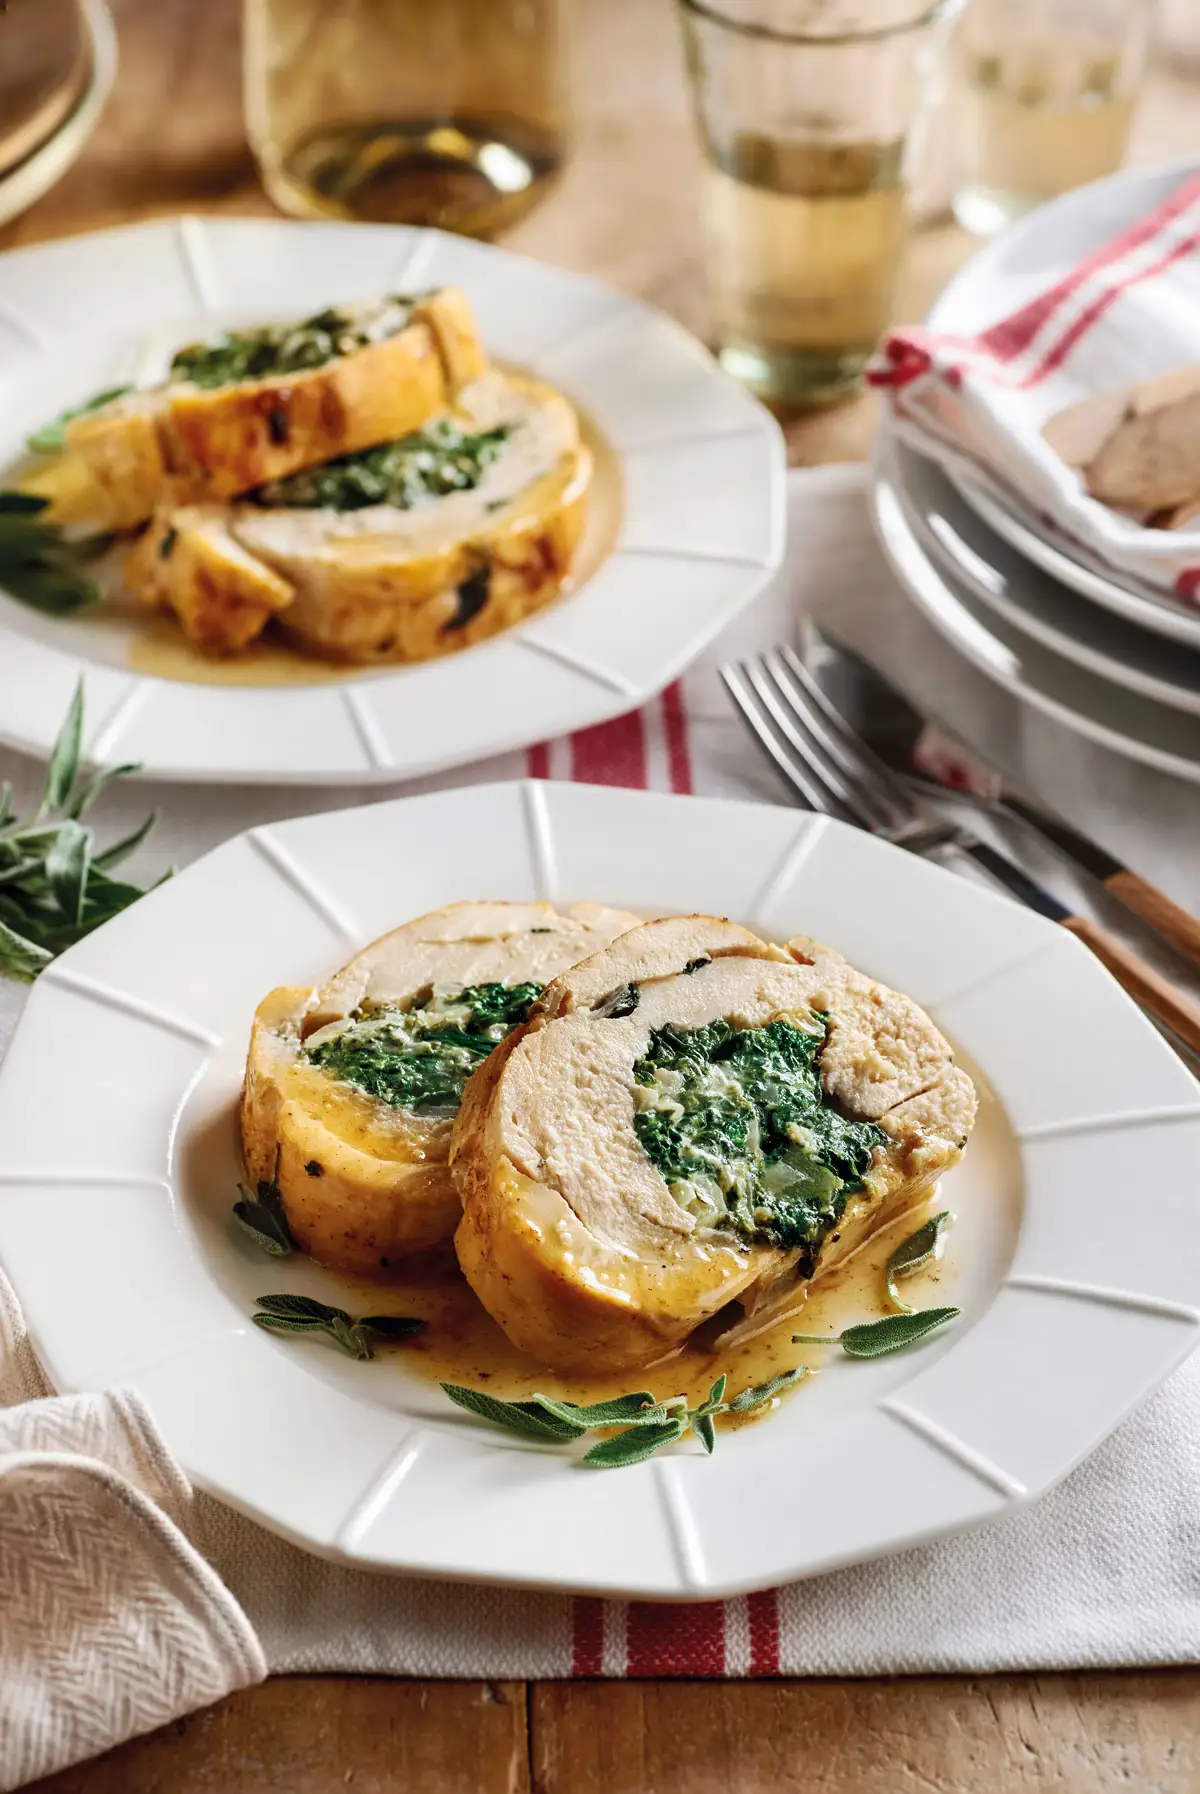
[874,169,1200,602]
[3,466,1199,1790]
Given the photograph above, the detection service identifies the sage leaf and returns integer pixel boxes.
[253,1312,326,1338]
[886,1210,951,1313]
[69,763,143,822]
[441,1383,590,1441]
[231,1199,293,1256]
[692,1411,717,1455]
[532,1391,670,1429]
[582,1418,688,1469]
[360,1315,425,1341]
[728,1366,808,1412]
[0,917,52,980]
[41,680,84,816]
[27,384,132,456]
[45,818,91,924]
[794,1306,960,1359]
[255,1292,351,1324]
[330,1316,374,1360]
[0,492,49,515]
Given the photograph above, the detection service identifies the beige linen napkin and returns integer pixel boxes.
[2,466,1198,1788]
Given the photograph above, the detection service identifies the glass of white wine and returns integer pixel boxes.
[243,0,568,238]
[677,0,961,409]
[953,0,1151,237]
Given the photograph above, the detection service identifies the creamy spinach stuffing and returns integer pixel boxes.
[632,1014,887,1261]
[304,982,539,1112]
[170,296,417,390]
[253,420,509,512]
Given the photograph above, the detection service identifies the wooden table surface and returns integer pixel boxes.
[8,2,1200,1789]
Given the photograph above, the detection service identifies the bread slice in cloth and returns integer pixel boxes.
[240,901,643,1275]
[68,288,485,528]
[451,916,977,1374]
[129,370,592,659]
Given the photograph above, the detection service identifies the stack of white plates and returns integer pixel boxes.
[871,161,1200,786]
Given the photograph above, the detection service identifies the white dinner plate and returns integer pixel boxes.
[927,157,1200,652]
[0,218,784,785]
[871,436,1200,784]
[0,781,1196,1597]
[889,434,1200,717]
[0,0,117,232]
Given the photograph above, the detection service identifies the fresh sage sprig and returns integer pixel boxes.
[886,1210,951,1313]
[232,1159,295,1256]
[0,682,163,981]
[252,1293,423,1360]
[793,1306,960,1358]
[0,492,112,615]
[27,384,132,456]
[442,1366,807,1469]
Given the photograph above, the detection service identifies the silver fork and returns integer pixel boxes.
[719,642,1200,1060]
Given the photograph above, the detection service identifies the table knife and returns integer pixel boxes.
[807,624,1200,970]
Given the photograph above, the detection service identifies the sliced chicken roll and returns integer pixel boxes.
[129,370,591,660]
[240,901,642,1275]
[67,289,485,527]
[451,917,977,1373]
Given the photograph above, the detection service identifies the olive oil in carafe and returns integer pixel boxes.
[703,133,908,408]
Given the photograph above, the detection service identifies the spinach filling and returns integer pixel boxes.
[631,1015,887,1262]
[252,419,509,512]
[170,296,416,390]
[304,981,540,1112]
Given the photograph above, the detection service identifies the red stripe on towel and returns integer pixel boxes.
[527,742,551,779]
[626,1602,726,1676]
[661,680,694,795]
[571,1597,606,1676]
[977,172,1200,370]
[748,1589,780,1676]
[569,708,648,788]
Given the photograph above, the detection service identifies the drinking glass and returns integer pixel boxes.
[244,0,569,238]
[953,0,1151,237]
[677,0,961,408]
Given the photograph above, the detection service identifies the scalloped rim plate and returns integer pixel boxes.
[0,782,1196,1597]
[0,217,784,785]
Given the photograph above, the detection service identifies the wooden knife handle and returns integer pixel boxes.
[1062,914,1200,1055]
[1104,870,1200,968]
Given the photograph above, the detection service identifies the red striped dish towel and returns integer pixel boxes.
[870,170,1200,604]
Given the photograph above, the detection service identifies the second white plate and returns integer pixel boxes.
[0,217,784,785]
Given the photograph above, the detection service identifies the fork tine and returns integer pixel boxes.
[743,656,883,831]
[776,643,912,808]
[759,648,906,832]
[719,664,849,819]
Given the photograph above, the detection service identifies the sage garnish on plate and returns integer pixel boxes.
[885,1210,951,1313]
[232,1160,295,1257]
[442,1366,807,1469]
[252,1293,424,1360]
[27,384,132,457]
[0,682,163,981]
[793,1306,960,1358]
[0,492,112,616]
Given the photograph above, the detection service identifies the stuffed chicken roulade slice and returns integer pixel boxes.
[66,288,486,527]
[127,370,590,659]
[240,900,641,1275]
[451,917,977,1373]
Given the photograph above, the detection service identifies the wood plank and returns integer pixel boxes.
[29,1678,530,1794]
[531,1675,1200,1793]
